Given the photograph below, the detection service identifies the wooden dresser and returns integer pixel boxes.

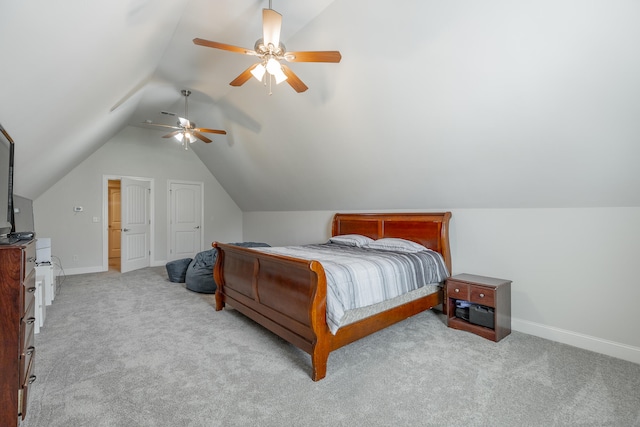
[0,240,37,426]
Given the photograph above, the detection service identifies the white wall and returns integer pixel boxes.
[33,126,242,274]
[243,208,640,365]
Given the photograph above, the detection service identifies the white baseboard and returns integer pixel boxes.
[64,266,106,276]
[66,261,166,276]
[512,317,640,365]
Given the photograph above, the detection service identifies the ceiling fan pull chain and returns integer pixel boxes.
[183,89,190,124]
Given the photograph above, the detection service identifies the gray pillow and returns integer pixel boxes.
[363,238,428,253]
[328,234,374,247]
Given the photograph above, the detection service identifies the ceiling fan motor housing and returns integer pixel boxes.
[255,38,286,58]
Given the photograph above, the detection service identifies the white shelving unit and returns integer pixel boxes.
[35,263,55,306]
[35,236,55,306]
[34,275,45,334]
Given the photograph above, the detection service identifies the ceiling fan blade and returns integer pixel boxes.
[178,117,191,128]
[262,8,282,48]
[193,132,212,143]
[162,131,182,139]
[192,38,257,56]
[194,128,227,135]
[284,51,342,63]
[230,63,260,86]
[144,123,181,130]
[280,64,308,93]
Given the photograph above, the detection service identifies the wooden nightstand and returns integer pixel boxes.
[446,274,511,342]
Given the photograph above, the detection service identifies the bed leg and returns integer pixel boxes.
[311,344,329,381]
[215,291,225,311]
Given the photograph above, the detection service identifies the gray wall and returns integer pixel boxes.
[13,194,34,232]
[243,208,640,365]
[207,0,640,212]
[33,126,243,274]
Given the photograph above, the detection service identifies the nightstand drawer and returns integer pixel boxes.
[447,281,469,300]
[470,286,495,307]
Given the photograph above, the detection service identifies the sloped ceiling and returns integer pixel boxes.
[2,1,639,211]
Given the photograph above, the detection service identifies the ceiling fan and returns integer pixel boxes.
[193,1,341,93]
[144,90,227,150]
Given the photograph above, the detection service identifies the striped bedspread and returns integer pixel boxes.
[254,243,450,334]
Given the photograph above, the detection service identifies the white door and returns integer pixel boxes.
[121,178,151,273]
[169,181,202,261]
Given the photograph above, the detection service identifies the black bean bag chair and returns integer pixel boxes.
[165,257,192,283]
[185,242,270,294]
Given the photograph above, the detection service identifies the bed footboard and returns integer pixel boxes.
[213,242,331,380]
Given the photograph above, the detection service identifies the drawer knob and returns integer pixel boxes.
[28,375,37,385]
[26,346,35,356]
[454,288,459,293]
[28,286,36,293]
[479,293,485,298]
[26,317,36,325]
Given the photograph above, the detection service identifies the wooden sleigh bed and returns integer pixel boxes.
[212,212,452,381]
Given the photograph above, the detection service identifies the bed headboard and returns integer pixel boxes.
[331,212,452,273]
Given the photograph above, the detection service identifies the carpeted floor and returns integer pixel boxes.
[24,267,640,426]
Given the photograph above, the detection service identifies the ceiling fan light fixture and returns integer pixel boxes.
[176,131,197,150]
[273,67,288,84]
[251,63,266,81]
[265,57,287,84]
[266,57,281,74]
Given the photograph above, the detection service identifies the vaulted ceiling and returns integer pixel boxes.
[2,1,639,211]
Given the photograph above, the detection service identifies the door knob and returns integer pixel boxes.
[194,226,200,229]
[122,228,130,232]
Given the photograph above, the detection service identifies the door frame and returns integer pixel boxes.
[167,179,204,261]
[102,175,155,272]
[107,179,121,270]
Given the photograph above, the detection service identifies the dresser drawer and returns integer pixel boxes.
[447,280,470,300]
[20,328,35,386]
[19,351,36,420]
[20,296,36,360]
[470,286,496,307]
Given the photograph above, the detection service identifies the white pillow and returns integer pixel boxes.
[328,234,374,247]
[363,238,428,253]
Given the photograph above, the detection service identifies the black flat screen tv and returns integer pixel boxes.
[0,122,15,238]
